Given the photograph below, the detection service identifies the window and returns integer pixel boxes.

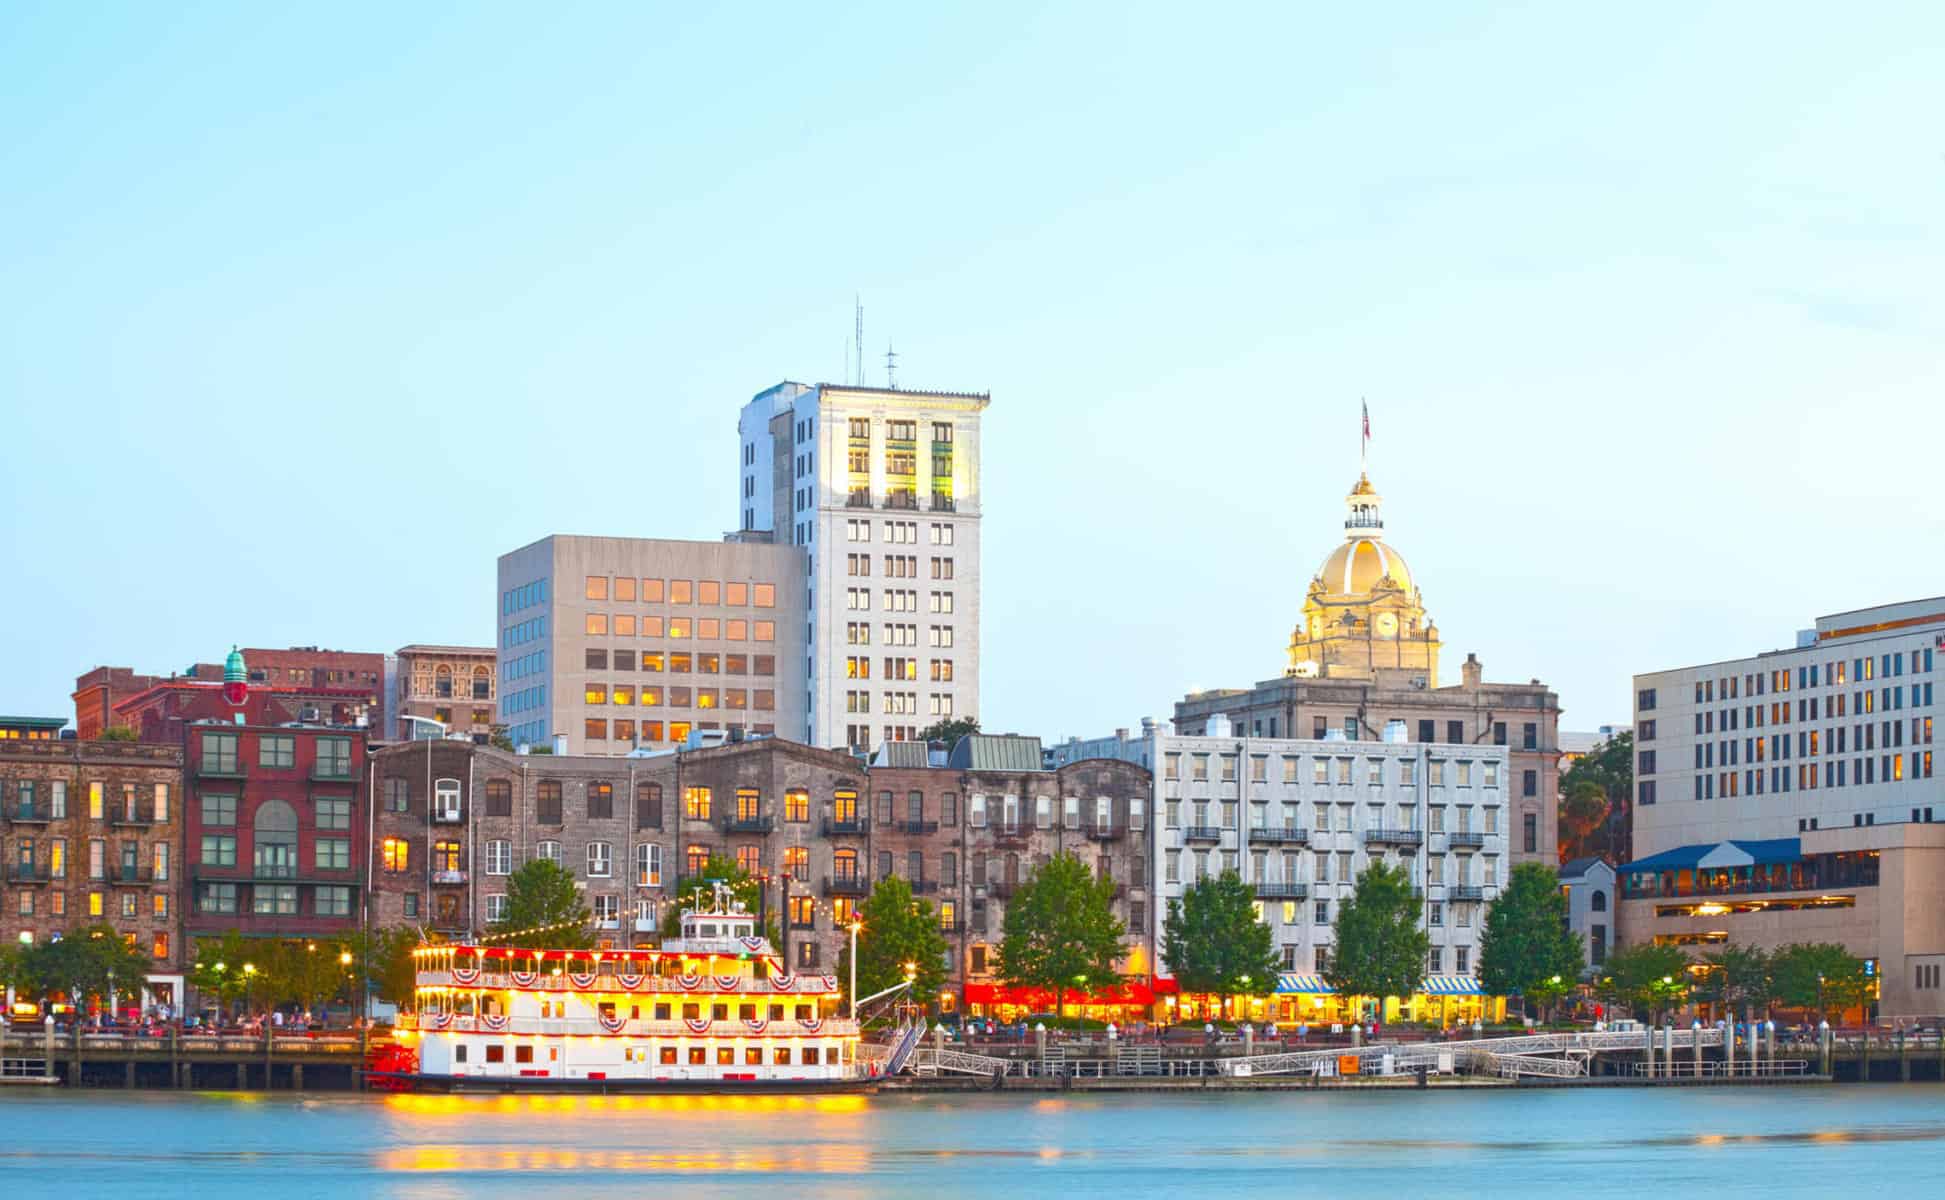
[486,779,512,817]
[201,731,239,774]
[684,787,712,820]
[536,840,562,865]
[636,843,663,888]
[315,838,350,870]
[587,781,614,819]
[198,883,238,914]
[253,885,297,915]
[316,737,352,779]
[201,793,237,827]
[317,886,352,917]
[487,840,512,875]
[636,782,663,829]
[587,842,613,877]
[384,777,410,813]
[381,838,410,872]
[1523,813,1538,855]
[258,735,295,768]
[537,782,563,825]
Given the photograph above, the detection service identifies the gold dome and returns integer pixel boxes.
[1316,537,1412,597]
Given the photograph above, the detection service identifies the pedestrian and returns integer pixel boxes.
[1297,1020,1308,1044]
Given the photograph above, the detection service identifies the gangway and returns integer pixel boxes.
[1220,1027,1724,1079]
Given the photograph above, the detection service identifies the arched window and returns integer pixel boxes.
[1590,889,1607,913]
[832,848,857,882]
[435,664,453,698]
[253,799,297,875]
[471,664,491,700]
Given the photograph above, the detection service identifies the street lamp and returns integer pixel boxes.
[849,921,863,1021]
[1817,973,1826,1021]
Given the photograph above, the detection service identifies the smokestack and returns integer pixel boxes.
[1462,653,1483,689]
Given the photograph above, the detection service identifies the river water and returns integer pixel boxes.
[3,1085,1943,1197]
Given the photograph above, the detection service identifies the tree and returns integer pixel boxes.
[189,931,256,1012]
[1770,942,1870,1021]
[1699,944,1774,1022]
[1161,871,1280,1008]
[354,927,428,1009]
[1598,942,1692,1022]
[836,876,951,1019]
[492,859,593,950]
[1558,731,1633,862]
[1326,862,1429,1017]
[488,727,515,752]
[274,938,360,1014]
[23,925,152,1013]
[1477,862,1585,1020]
[997,852,1126,1020]
[1559,781,1609,861]
[98,725,139,743]
[916,717,979,746]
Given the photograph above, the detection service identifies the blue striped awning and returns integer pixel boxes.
[1275,973,1335,994]
[1420,975,1484,996]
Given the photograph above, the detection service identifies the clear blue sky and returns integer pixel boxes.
[3,3,1941,738]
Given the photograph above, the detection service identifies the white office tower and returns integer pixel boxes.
[737,382,988,752]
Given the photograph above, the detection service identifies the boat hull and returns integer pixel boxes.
[364,1070,881,1095]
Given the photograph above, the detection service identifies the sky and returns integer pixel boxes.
[2,3,1941,740]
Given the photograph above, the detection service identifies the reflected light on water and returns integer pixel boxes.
[382,1093,868,1120]
[377,1145,875,1175]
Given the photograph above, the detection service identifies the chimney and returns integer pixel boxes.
[1114,728,1128,742]
[1461,653,1483,689]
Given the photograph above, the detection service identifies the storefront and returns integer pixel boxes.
[963,978,1171,1022]
[1156,973,1506,1028]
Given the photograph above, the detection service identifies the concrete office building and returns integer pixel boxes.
[1172,472,1562,868]
[496,535,807,757]
[737,382,987,752]
[1622,597,1943,1016]
[1154,716,1510,1016]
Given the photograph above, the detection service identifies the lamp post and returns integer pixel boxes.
[340,950,355,1027]
[849,921,862,1021]
[1817,972,1826,1023]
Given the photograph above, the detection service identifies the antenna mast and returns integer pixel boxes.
[854,297,865,386]
[884,341,898,390]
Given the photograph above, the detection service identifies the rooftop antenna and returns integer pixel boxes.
[884,340,898,390]
[854,296,865,387]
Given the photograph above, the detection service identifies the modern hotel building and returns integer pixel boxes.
[1623,596,1943,1016]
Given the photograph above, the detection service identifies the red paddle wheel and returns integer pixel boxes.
[365,1041,419,1091]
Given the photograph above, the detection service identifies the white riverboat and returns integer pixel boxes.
[382,892,903,1092]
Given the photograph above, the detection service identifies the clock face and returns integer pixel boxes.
[1375,613,1399,638]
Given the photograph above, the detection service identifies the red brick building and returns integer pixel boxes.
[72,667,167,741]
[183,721,369,943]
[75,647,382,742]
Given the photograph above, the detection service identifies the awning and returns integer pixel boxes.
[963,981,1157,1008]
[1275,973,1335,994]
[1420,975,1483,996]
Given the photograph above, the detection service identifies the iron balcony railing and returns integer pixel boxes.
[1254,881,1309,900]
[895,819,940,835]
[726,815,776,835]
[1248,826,1309,844]
[1364,829,1425,846]
[821,817,867,836]
[109,808,160,827]
[1448,885,1487,901]
[1084,823,1124,842]
[6,863,52,883]
[1447,832,1487,849]
[1182,825,1224,843]
[3,805,53,824]
[823,875,870,897]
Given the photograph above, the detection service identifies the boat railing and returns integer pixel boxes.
[406,1014,861,1039]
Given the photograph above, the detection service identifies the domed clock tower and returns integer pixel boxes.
[1285,475,1441,683]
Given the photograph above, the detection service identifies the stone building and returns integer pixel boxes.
[0,739,185,1008]
[1171,471,1562,868]
[367,734,1154,1008]
[393,644,497,740]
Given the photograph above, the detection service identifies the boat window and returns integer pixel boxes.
[712,1003,729,1020]
[660,1047,677,1064]
[773,1047,791,1065]
[769,1004,785,1021]
[744,1048,763,1065]
[515,1046,534,1064]
[655,1003,671,1020]
[688,1048,706,1065]
[683,1003,700,1020]
[486,1045,504,1064]
[717,1047,735,1065]
[803,1047,820,1065]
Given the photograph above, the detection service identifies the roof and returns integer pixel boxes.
[1558,856,1613,880]
[1621,838,1801,875]
[947,734,1044,772]
[873,742,931,769]
[394,644,497,657]
[0,716,68,730]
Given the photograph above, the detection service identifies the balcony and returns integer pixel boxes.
[1363,828,1424,847]
[1255,881,1309,900]
[1084,823,1123,842]
[111,865,154,885]
[252,863,299,881]
[895,819,939,835]
[432,805,464,825]
[823,875,869,898]
[1448,885,1486,902]
[5,863,52,884]
[196,760,245,780]
[821,817,867,837]
[908,879,941,895]
[594,916,622,932]
[987,879,1020,899]
[726,815,776,835]
[988,824,1030,846]
[633,917,659,934]
[2,804,52,824]
[431,868,469,886]
[1447,832,1487,850]
[309,766,355,784]
[1182,825,1224,843]
[846,490,874,509]
[939,918,962,934]
[884,490,919,511]
[108,808,159,827]
[1248,826,1309,845]
[929,494,956,512]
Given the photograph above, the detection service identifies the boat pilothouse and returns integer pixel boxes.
[395,885,872,1091]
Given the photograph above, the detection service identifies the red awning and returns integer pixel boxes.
[963,981,1159,1008]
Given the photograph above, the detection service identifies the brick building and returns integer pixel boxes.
[393,645,497,741]
[365,735,1155,1008]
[0,739,185,1008]
[72,667,167,741]
[0,716,67,742]
[183,722,369,944]
[76,647,383,742]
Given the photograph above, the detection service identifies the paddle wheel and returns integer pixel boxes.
[365,1040,419,1091]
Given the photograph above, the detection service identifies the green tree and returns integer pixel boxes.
[23,925,153,1013]
[1598,942,1692,1022]
[488,727,516,752]
[997,852,1126,1020]
[1699,944,1774,1022]
[189,931,256,1011]
[916,717,979,745]
[1770,942,1870,1020]
[1161,871,1279,1007]
[354,927,429,1009]
[1558,731,1633,862]
[98,725,139,743]
[272,938,360,1015]
[1559,781,1609,862]
[836,876,950,1019]
[492,859,593,950]
[1477,862,1585,1020]
[1325,862,1429,1016]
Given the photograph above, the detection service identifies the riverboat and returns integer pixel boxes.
[372,890,896,1092]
